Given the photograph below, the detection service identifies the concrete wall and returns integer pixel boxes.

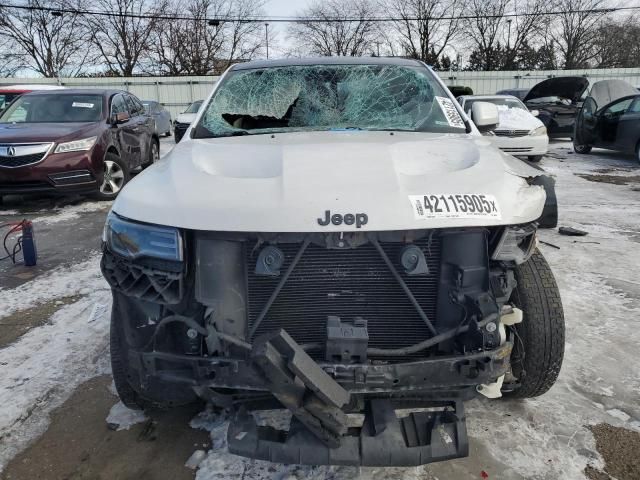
[3,67,640,117]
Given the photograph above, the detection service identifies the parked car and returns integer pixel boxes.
[0,89,159,199]
[142,100,172,137]
[523,77,589,138]
[574,79,640,162]
[0,84,65,112]
[496,88,530,101]
[102,57,564,468]
[173,100,203,142]
[458,94,548,161]
[448,85,473,96]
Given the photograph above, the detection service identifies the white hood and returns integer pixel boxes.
[175,112,198,124]
[113,131,546,232]
[495,106,543,131]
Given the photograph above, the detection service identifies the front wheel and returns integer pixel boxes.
[142,138,160,169]
[573,142,592,154]
[528,155,543,162]
[95,152,130,200]
[502,251,565,398]
[636,142,640,164]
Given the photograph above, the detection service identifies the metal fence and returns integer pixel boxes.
[3,67,640,117]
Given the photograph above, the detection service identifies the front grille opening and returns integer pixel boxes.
[0,152,47,168]
[245,235,441,362]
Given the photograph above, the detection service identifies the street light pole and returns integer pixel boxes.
[507,19,512,50]
[265,23,269,59]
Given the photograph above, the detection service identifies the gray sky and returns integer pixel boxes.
[263,0,313,56]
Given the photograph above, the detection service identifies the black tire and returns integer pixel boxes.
[110,302,146,410]
[142,138,160,169]
[109,291,199,409]
[573,142,592,154]
[94,151,130,200]
[636,142,640,164]
[528,155,543,162]
[165,129,172,137]
[503,251,565,398]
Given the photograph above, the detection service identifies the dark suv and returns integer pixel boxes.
[0,89,159,199]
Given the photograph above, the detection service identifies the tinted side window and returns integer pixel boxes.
[131,96,145,115]
[111,94,127,116]
[604,98,633,116]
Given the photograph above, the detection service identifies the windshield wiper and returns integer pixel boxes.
[213,130,250,138]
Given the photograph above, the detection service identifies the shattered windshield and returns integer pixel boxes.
[194,64,466,138]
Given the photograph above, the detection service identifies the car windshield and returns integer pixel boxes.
[0,93,21,111]
[195,64,467,138]
[526,96,571,105]
[0,94,104,123]
[464,97,527,115]
[143,102,152,113]
[185,101,202,113]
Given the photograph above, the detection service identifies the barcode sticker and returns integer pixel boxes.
[435,96,465,129]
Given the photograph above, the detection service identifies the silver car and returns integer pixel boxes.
[142,100,171,137]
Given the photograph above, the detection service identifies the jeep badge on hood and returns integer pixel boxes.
[317,210,368,228]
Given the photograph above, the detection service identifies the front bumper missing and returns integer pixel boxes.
[228,398,468,466]
[132,330,511,467]
[133,341,512,394]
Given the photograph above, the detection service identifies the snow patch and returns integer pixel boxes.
[496,105,543,130]
[0,256,110,472]
[31,201,111,226]
[106,401,147,431]
[0,255,106,318]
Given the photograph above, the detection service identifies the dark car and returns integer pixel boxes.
[0,89,159,199]
[574,79,640,162]
[496,87,530,101]
[173,100,203,143]
[523,77,589,139]
[142,100,171,137]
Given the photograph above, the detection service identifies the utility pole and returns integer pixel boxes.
[265,23,269,59]
[507,18,512,50]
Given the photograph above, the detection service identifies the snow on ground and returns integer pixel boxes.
[106,402,148,431]
[0,140,638,479]
[0,255,105,314]
[0,255,111,471]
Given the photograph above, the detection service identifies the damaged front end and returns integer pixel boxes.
[101,220,537,466]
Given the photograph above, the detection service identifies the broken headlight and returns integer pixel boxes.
[103,212,183,262]
[491,224,537,264]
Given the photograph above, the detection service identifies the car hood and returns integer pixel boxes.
[588,79,639,109]
[495,106,544,131]
[113,131,547,232]
[524,77,589,103]
[0,122,102,143]
[175,113,198,124]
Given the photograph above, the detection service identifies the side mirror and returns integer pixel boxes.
[530,109,539,117]
[471,102,499,133]
[112,111,130,125]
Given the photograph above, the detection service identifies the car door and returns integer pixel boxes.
[611,96,640,152]
[575,96,599,147]
[124,94,147,166]
[598,97,635,148]
[110,93,139,166]
[131,95,155,156]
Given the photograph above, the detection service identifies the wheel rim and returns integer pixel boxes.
[100,160,125,195]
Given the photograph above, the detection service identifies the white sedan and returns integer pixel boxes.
[458,95,548,162]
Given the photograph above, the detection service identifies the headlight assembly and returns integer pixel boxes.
[103,212,183,262]
[492,224,537,264]
[531,126,547,137]
[54,136,97,153]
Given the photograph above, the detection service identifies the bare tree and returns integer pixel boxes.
[288,0,379,57]
[593,14,640,68]
[147,0,264,75]
[464,0,548,70]
[0,0,92,77]
[463,0,509,70]
[87,0,168,76]
[384,0,463,63]
[553,0,609,69]
[0,37,26,77]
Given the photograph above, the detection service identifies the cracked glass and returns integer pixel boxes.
[195,64,466,137]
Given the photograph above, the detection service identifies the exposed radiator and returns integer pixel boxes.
[245,236,441,361]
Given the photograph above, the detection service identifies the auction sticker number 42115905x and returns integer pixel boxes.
[408,194,501,220]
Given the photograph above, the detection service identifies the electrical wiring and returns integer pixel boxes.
[0,219,27,263]
[0,2,638,23]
